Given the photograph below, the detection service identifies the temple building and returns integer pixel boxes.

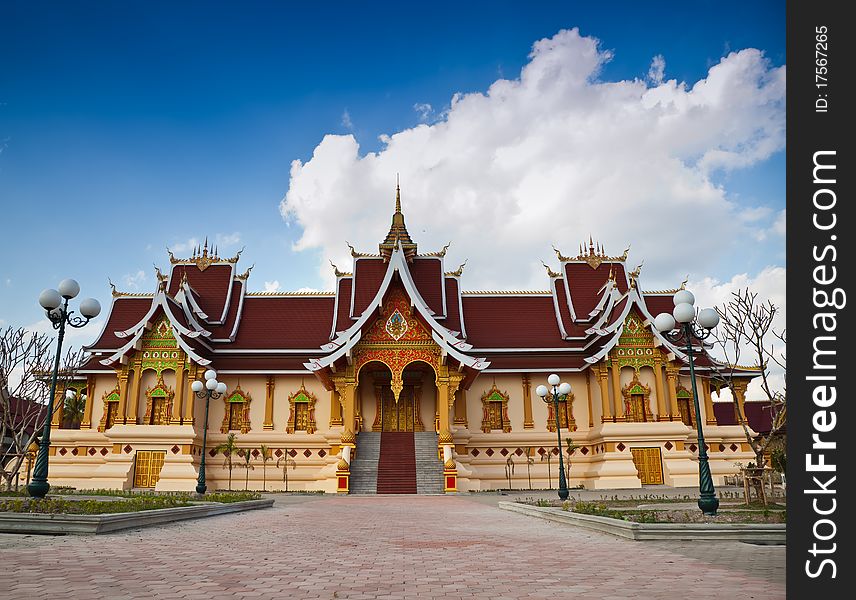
[47,187,760,493]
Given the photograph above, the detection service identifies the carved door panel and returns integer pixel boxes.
[631,447,664,485]
[133,451,166,488]
[381,387,415,432]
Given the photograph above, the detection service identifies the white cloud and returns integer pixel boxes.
[215,232,241,248]
[413,103,434,122]
[170,237,200,254]
[264,280,281,292]
[122,270,147,291]
[689,266,786,400]
[648,54,666,84]
[280,27,785,305]
[341,110,354,130]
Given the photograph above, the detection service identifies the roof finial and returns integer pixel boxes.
[679,275,689,290]
[395,174,402,214]
[203,237,209,257]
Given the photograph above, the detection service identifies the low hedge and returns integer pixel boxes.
[0,496,193,515]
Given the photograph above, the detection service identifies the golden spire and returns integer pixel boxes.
[395,174,402,214]
[379,178,417,261]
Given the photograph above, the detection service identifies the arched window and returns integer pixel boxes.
[480,384,511,433]
[98,387,121,432]
[287,385,317,434]
[220,386,252,434]
[143,375,173,425]
[676,385,696,426]
[621,375,653,423]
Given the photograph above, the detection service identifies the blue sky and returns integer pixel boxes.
[0,1,785,341]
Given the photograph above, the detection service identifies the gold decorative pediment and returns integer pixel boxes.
[220,385,252,434]
[286,384,317,434]
[480,384,511,433]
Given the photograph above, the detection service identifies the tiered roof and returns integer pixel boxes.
[82,186,754,384]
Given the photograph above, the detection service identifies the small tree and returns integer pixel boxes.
[277,451,296,492]
[258,444,273,492]
[505,456,514,490]
[241,448,255,491]
[712,289,786,470]
[1,326,84,491]
[564,438,579,484]
[540,450,554,490]
[524,447,534,490]
[214,433,239,491]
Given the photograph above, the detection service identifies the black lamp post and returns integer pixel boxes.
[536,374,572,501]
[28,280,101,499]
[190,369,227,495]
[654,289,721,516]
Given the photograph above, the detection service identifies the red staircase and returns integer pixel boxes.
[376,432,417,494]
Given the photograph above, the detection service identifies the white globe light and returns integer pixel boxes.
[205,378,218,390]
[673,289,695,307]
[217,382,227,394]
[698,308,720,329]
[535,385,549,398]
[654,313,676,333]
[79,298,101,318]
[558,382,572,396]
[58,279,80,300]
[547,374,560,386]
[191,380,203,392]
[673,302,696,324]
[204,369,217,380]
[39,289,62,310]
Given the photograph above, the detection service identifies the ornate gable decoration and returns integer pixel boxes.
[480,384,511,433]
[140,317,183,374]
[363,288,432,344]
[621,373,654,422]
[611,312,658,372]
[168,238,242,271]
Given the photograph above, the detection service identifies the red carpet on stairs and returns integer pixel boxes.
[376,432,417,494]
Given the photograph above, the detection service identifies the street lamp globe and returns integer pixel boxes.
[673,289,695,307]
[216,382,227,394]
[547,373,560,386]
[57,278,80,299]
[39,289,62,310]
[79,298,102,319]
[558,382,572,396]
[205,378,218,390]
[191,380,204,393]
[535,385,548,398]
[673,302,695,324]
[204,369,217,380]
[654,313,676,333]
[697,308,720,330]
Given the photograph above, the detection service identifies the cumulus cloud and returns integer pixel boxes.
[648,54,666,84]
[264,280,281,292]
[215,232,241,248]
[690,266,786,400]
[170,237,200,254]
[280,27,785,299]
[413,103,434,122]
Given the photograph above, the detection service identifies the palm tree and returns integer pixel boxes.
[505,456,515,490]
[62,390,87,429]
[241,448,255,491]
[258,445,273,492]
[214,433,239,491]
[565,438,579,484]
[277,450,296,492]
[525,447,534,490]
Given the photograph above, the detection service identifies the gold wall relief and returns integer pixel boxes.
[480,384,511,433]
[522,374,534,429]
[286,384,317,434]
[621,374,654,423]
[220,385,252,434]
[546,392,575,432]
[142,375,174,425]
[675,384,697,426]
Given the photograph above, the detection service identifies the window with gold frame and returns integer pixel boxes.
[546,392,575,432]
[287,385,317,434]
[676,386,696,426]
[98,387,122,432]
[480,384,511,433]
[220,385,252,434]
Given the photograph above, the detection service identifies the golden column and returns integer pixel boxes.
[453,389,468,427]
[610,363,625,421]
[585,371,594,427]
[50,387,64,427]
[437,374,461,493]
[522,373,535,429]
[653,362,668,421]
[666,367,680,421]
[597,366,612,423]
[263,376,276,430]
[333,377,357,493]
[329,389,343,427]
[80,377,95,429]
[702,378,717,425]
[126,367,141,425]
[171,367,186,424]
[732,379,749,424]
[115,368,129,424]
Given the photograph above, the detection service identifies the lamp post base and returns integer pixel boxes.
[27,480,50,499]
[698,494,719,516]
[558,488,569,501]
[195,483,207,495]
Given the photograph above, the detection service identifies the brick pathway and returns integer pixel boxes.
[0,495,785,599]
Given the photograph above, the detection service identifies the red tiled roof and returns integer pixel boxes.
[443,278,462,334]
[461,296,568,348]
[210,281,244,339]
[335,278,353,334]
[351,258,387,316]
[410,258,444,316]
[86,297,153,350]
[230,296,335,349]
[169,263,233,322]
[563,262,627,319]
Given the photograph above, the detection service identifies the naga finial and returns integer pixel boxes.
[541,261,561,278]
[552,245,571,262]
